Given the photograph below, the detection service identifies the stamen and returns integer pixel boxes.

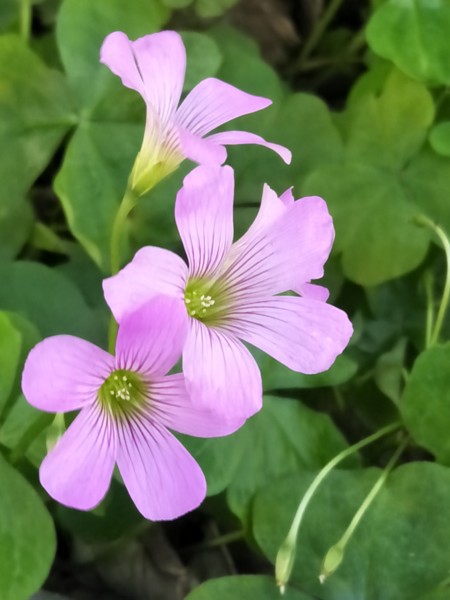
[98,369,147,418]
[184,285,219,321]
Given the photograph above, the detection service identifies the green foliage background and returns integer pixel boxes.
[1,0,450,598]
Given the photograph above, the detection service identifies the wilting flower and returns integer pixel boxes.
[104,166,353,422]
[22,296,242,520]
[100,30,291,195]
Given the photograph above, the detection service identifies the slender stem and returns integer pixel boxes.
[297,0,344,65]
[320,438,408,581]
[20,0,31,43]
[341,441,405,548]
[344,28,366,56]
[415,216,450,345]
[184,530,244,552]
[110,186,138,276]
[275,421,401,591]
[424,271,435,349]
[108,186,138,353]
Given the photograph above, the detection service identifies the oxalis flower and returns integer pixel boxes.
[22,296,243,520]
[104,166,353,422]
[100,30,291,195]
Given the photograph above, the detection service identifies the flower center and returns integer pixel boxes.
[98,369,146,418]
[184,289,216,319]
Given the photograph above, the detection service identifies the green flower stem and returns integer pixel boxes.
[296,0,344,67]
[415,215,450,345]
[20,0,31,43]
[275,421,401,593]
[110,186,138,276]
[424,271,435,349]
[108,185,139,353]
[320,437,409,582]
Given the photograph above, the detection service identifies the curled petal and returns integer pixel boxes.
[150,374,245,437]
[175,165,234,279]
[178,127,227,166]
[103,246,187,323]
[40,404,116,510]
[115,296,188,378]
[176,78,271,137]
[233,184,288,248]
[101,31,186,126]
[207,130,291,164]
[116,415,206,520]
[183,320,262,422]
[22,336,113,413]
[221,193,335,298]
[228,296,353,374]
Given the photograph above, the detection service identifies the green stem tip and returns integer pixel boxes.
[274,422,401,592]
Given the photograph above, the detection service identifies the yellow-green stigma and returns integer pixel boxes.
[98,369,146,418]
[184,286,217,321]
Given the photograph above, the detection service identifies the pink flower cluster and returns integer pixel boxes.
[22,31,353,521]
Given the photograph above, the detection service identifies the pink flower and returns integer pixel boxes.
[22,296,242,520]
[104,167,353,422]
[100,31,291,194]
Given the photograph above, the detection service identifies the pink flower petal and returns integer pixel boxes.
[228,296,353,374]
[221,193,335,298]
[232,184,288,248]
[101,31,186,126]
[100,31,144,95]
[22,336,113,413]
[207,130,292,164]
[177,127,227,166]
[183,320,262,421]
[175,166,234,279]
[279,187,295,205]
[150,374,246,437]
[176,78,271,137]
[103,246,188,323]
[115,296,188,378]
[40,404,116,511]
[297,282,330,302]
[116,415,206,520]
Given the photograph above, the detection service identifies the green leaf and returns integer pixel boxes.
[301,70,435,285]
[0,0,18,32]
[0,261,105,343]
[186,575,313,600]
[181,32,223,90]
[211,25,283,102]
[0,35,74,258]
[367,0,450,85]
[161,0,192,7]
[0,311,41,426]
[0,454,56,600]
[374,338,407,405]
[429,121,450,157]
[195,0,238,18]
[400,343,450,463]
[54,0,171,268]
[230,93,343,207]
[253,463,450,600]
[56,479,142,543]
[344,69,434,170]
[254,350,357,391]
[55,122,142,271]
[0,313,22,412]
[303,164,430,285]
[183,396,355,522]
[56,0,170,109]
[0,395,50,467]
